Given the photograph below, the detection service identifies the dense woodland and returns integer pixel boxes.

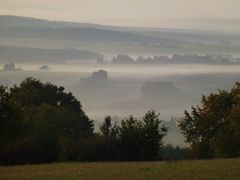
[0,78,240,165]
[0,78,174,165]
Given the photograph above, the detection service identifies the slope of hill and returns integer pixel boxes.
[0,15,185,46]
[1,15,240,59]
[0,45,102,63]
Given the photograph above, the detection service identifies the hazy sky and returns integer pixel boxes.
[1,0,240,27]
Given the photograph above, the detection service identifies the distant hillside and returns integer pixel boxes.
[0,46,102,63]
[0,27,184,45]
[0,15,186,46]
[1,15,240,53]
[0,15,112,29]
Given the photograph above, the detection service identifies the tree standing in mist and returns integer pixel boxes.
[179,82,240,159]
[0,78,94,164]
[100,110,167,161]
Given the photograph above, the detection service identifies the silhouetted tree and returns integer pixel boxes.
[100,116,119,139]
[142,111,167,160]
[179,82,240,159]
[0,78,94,164]
[118,111,167,161]
[0,78,169,164]
[119,115,143,160]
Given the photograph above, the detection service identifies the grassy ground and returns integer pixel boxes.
[0,159,240,180]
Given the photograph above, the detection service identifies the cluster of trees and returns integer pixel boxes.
[80,69,108,87]
[2,78,240,164]
[179,82,240,158]
[2,62,21,71]
[39,65,50,71]
[0,78,94,164]
[95,112,167,161]
[0,78,168,165]
[109,54,236,64]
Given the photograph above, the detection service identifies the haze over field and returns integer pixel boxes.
[1,1,240,147]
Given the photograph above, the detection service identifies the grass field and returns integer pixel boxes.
[0,159,240,180]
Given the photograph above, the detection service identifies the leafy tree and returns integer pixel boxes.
[10,78,82,111]
[97,111,167,161]
[0,78,168,163]
[100,116,119,139]
[142,111,167,160]
[119,115,143,160]
[97,116,120,160]
[118,111,167,161]
[179,82,240,158]
[0,78,94,164]
[0,86,10,136]
[0,85,23,146]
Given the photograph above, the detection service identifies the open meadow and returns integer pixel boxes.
[1,159,240,180]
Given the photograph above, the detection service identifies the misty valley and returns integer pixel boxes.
[2,1,240,178]
[1,15,240,147]
[1,62,240,146]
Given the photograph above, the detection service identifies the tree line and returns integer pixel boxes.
[1,78,240,165]
[0,78,171,165]
[109,54,236,64]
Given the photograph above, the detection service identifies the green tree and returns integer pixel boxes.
[0,78,94,164]
[100,116,119,139]
[119,115,143,160]
[179,82,240,159]
[119,111,167,161]
[142,110,167,160]
[0,86,10,137]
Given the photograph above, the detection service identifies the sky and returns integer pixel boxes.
[1,0,240,27]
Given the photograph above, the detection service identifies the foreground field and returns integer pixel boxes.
[0,159,240,180]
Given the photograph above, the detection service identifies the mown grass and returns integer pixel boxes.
[1,159,240,180]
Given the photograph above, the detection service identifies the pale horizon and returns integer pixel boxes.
[1,0,240,30]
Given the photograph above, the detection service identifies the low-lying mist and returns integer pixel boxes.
[1,63,239,119]
[1,63,239,146]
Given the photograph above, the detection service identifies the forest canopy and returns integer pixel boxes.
[0,78,168,164]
